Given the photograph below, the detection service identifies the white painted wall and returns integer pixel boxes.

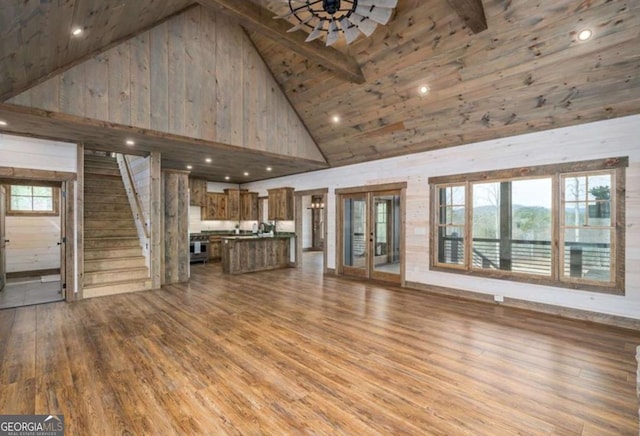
[127,155,152,268]
[243,114,640,320]
[0,134,77,171]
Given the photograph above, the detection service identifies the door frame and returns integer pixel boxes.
[0,166,77,302]
[336,182,407,285]
[294,188,328,273]
[0,186,5,292]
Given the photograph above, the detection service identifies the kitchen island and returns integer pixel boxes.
[220,235,293,274]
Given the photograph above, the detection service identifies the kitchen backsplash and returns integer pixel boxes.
[189,205,293,233]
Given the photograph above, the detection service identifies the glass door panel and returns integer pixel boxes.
[342,195,368,278]
[371,192,401,283]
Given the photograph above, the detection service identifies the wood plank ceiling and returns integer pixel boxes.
[1,0,640,178]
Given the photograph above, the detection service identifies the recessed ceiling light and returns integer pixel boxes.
[577,29,592,41]
[243,172,249,176]
[186,165,193,170]
[419,85,429,95]
[266,167,272,172]
[0,120,7,126]
[332,115,340,123]
[225,176,230,180]
[125,139,135,146]
[205,158,212,163]
[72,27,83,36]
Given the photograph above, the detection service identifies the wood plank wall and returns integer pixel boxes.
[8,6,325,164]
[162,170,189,285]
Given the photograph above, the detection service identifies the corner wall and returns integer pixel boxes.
[242,114,640,321]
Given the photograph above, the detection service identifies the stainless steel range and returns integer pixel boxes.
[189,233,209,263]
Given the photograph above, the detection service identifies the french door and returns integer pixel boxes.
[339,186,404,284]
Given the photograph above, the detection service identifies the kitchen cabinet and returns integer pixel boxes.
[268,187,294,220]
[204,192,227,220]
[224,188,243,221]
[240,192,259,221]
[208,236,222,261]
[189,177,207,207]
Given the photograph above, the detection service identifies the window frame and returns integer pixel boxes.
[6,184,60,217]
[429,157,627,295]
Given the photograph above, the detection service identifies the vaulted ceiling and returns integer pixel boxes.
[1,0,639,181]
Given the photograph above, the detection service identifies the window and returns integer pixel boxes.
[429,157,627,295]
[7,185,59,216]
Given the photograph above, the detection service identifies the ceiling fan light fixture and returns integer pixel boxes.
[278,0,397,45]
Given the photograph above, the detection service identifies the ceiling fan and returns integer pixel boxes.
[274,0,398,46]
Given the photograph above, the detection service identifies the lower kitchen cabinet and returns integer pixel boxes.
[209,237,222,262]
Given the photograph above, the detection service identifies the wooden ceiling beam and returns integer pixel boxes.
[445,0,488,33]
[195,0,365,84]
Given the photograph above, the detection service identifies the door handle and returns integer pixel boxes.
[4,239,9,243]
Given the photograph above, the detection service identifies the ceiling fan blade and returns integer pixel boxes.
[357,0,398,7]
[355,5,394,25]
[340,18,361,44]
[287,15,313,32]
[348,13,378,36]
[305,20,326,42]
[273,11,294,19]
[326,19,340,46]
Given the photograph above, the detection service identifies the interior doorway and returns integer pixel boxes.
[337,183,406,284]
[0,182,66,309]
[294,189,328,274]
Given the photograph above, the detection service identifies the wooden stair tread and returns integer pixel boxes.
[83,278,151,290]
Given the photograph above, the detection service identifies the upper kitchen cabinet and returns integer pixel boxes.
[204,192,227,220]
[240,192,259,221]
[189,177,207,207]
[268,187,294,220]
[224,188,244,221]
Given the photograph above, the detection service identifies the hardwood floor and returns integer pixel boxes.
[1,258,639,435]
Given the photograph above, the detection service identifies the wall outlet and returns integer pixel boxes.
[494,295,504,303]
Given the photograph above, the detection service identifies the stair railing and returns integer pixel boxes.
[116,154,150,240]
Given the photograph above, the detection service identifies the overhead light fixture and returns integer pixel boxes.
[225,176,230,180]
[0,120,7,126]
[125,139,135,146]
[243,172,249,176]
[275,0,398,46]
[72,27,83,36]
[332,115,340,123]
[266,167,272,172]
[577,29,592,41]
[186,165,193,170]
[205,158,212,163]
[419,85,429,95]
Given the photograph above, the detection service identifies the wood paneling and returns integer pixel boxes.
[0,0,193,101]
[162,170,189,285]
[249,0,640,166]
[224,188,242,222]
[8,6,326,166]
[221,236,291,274]
[1,264,639,433]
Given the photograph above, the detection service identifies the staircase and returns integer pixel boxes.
[83,153,151,298]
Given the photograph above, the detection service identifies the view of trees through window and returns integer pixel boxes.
[431,158,625,294]
[9,185,55,213]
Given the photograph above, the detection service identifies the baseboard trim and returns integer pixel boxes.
[325,268,336,275]
[405,281,640,331]
[7,268,60,279]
